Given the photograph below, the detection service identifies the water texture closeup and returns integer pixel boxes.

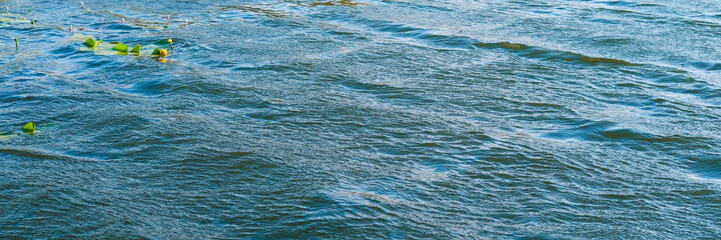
[1,0,721,239]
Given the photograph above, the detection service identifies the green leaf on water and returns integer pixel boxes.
[130,44,141,53]
[22,122,35,133]
[83,37,97,48]
[112,43,129,52]
[152,48,160,55]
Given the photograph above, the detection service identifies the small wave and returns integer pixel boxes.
[0,146,103,162]
[691,61,721,71]
[687,155,721,180]
[541,120,697,144]
[342,18,638,66]
[305,1,370,7]
[474,42,637,66]
[115,79,173,97]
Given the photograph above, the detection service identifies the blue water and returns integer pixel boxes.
[2,0,721,238]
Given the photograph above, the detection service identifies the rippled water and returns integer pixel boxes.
[2,0,721,238]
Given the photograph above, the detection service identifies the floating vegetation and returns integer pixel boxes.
[0,122,48,139]
[83,37,98,47]
[112,43,129,52]
[73,34,173,58]
[22,122,35,134]
[151,47,168,57]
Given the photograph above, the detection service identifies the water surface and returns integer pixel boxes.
[1,0,721,238]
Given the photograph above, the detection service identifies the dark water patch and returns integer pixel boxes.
[596,1,640,7]
[0,147,102,162]
[328,30,368,40]
[115,80,173,96]
[199,60,238,69]
[78,59,115,70]
[540,120,698,145]
[305,1,370,8]
[598,7,639,14]
[473,42,637,66]
[51,46,81,59]
[588,18,619,24]
[337,78,434,106]
[691,61,721,71]
[247,108,303,122]
[681,20,721,28]
[416,33,475,50]
[621,68,721,105]
[687,155,721,180]
[103,23,145,31]
[218,5,294,19]
[340,79,403,93]
[600,129,690,143]
[641,71,697,84]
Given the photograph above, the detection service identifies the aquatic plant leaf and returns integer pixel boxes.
[130,44,140,53]
[112,43,129,52]
[83,38,97,48]
[152,48,160,55]
[22,122,35,133]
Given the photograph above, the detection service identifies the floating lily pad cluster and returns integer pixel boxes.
[82,36,170,58]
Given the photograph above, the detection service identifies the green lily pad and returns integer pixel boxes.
[152,48,160,55]
[83,38,98,48]
[22,122,35,133]
[112,43,129,52]
[130,44,141,53]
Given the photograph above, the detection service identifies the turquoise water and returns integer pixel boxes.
[2,0,721,238]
